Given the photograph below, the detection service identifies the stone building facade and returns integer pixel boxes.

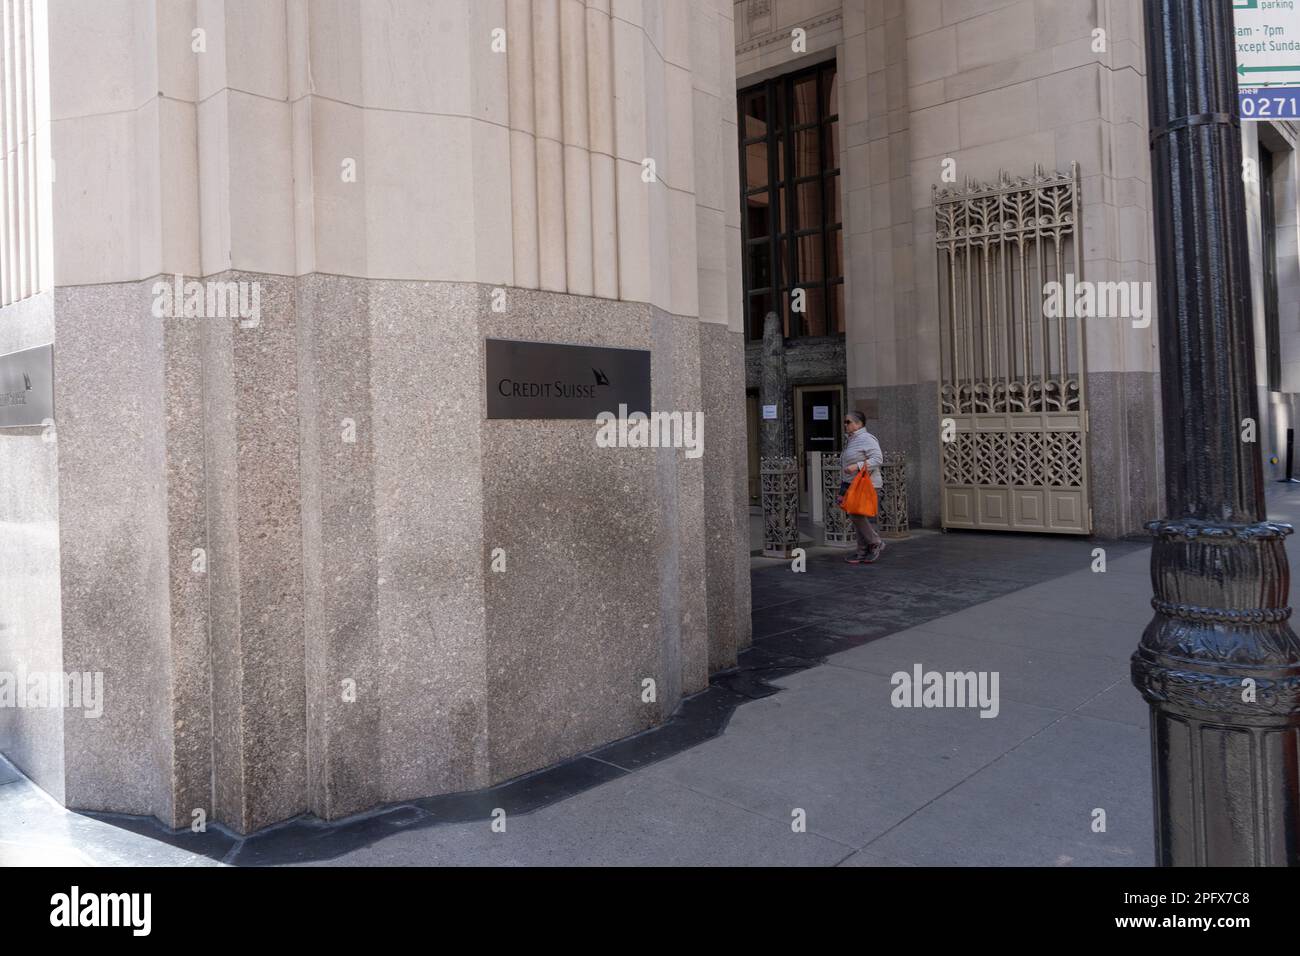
[5,0,1300,840]
[734,0,1300,538]
[0,0,750,835]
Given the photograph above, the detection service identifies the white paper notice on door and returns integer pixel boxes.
[813,405,829,421]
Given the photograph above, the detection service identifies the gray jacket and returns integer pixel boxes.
[842,429,884,489]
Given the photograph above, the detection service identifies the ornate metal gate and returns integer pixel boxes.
[934,164,1090,534]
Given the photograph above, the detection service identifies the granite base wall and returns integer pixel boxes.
[480,291,678,783]
[1086,371,1162,539]
[0,294,65,803]
[0,276,753,833]
[368,281,491,808]
[51,283,176,824]
[702,322,752,664]
[201,272,307,833]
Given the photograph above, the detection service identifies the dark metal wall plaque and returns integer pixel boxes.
[0,343,53,428]
[486,338,651,420]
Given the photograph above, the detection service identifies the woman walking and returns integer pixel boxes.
[839,411,885,565]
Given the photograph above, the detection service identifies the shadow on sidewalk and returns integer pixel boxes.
[14,526,1150,866]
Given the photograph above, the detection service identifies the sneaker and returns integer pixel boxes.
[845,553,866,565]
[864,540,886,563]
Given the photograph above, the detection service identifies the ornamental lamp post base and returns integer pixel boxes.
[1132,519,1300,865]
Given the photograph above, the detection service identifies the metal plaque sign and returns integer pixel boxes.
[1235,0,1300,120]
[485,338,650,420]
[0,343,53,428]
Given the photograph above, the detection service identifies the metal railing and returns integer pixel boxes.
[820,454,854,548]
[760,456,799,558]
[822,451,909,543]
[879,452,910,538]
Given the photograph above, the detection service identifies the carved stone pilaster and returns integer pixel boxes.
[759,312,788,460]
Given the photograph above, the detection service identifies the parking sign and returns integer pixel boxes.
[1235,0,1300,120]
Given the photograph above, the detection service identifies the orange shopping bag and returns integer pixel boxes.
[841,468,878,517]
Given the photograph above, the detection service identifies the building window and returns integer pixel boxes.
[738,62,842,341]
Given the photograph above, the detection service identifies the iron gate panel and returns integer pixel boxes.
[934,165,1090,534]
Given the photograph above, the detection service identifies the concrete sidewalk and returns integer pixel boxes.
[6,487,1298,866]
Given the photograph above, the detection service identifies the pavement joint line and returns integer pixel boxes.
[1063,709,1147,732]
[0,754,69,816]
[1065,677,1150,730]
[1071,676,1130,712]
[831,846,861,867]
[751,594,837,615]
[851,707,1075,854]
[641,774,862,854]
[586,754,634,774]
[750,616,841,644]
[821,621,1136,668]
[221,838,244,867]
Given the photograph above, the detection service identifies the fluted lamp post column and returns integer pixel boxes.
[1133,0,1300,865]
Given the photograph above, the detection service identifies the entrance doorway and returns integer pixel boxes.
[793,385,844,513]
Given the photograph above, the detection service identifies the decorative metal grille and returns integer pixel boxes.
[934,164,1091,534]
[821,454,854,548]
[761,456,800,557]
[879,452,910,538]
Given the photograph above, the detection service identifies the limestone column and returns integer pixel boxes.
[586,0,619,299]
[691,0,748,671]
[532,0,566,291]
[559,0,592,295]
[612,0,650,302]
[507,0,540,289]
[3,0,755,837]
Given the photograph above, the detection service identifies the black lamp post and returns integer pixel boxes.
[1133,0,1300,865]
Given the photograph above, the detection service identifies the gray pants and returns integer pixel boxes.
[849,512,881,556]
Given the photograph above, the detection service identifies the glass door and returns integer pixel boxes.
[794,385,843,513]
